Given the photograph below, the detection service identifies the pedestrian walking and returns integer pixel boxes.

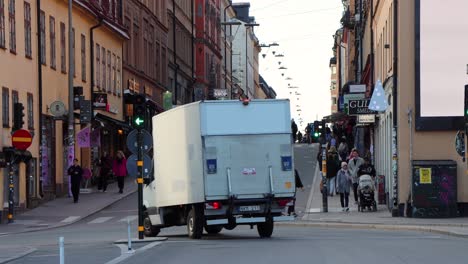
[288,169,304,216]
[291,119,298,143]
[338,136,349,161]
[297,131,303,143]
[112,150,127,194]
[348,148,365,204]
[68,159,83,203]
[98,151,112,192]
[326,146,340,196]
[336,162,352,211]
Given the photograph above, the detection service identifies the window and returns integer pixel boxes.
[81,34,85,81]
[112,53,116,94]
[24,1,31,57]
[96,44,100,89]
[107,50,111,93]
[40,10,45,64]
[2,87,9,127]
[116,56,121,96]
[332,97,337,105]
[27,93,33,129]
[60,22,66,73]
[50,16,56,69]
[8,0,15,53]
[12,90,17,103]
[332,66,336,74]
[72,27,75,77]
[0,0,5,48]
[102,47,106,91]
[155,42,160,82]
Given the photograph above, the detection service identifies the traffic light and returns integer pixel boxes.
[133,94,146,129]
[13,103,25,131]
[313,121,320,138]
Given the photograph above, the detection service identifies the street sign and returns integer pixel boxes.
[126,129,152,154]
[126,153,152,178]
[11,129,32,150]
[80,99,92,123]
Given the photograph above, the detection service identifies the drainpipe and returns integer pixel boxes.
[370,0,374,89]
[90,20,103,123]
[223,3,232,93]
[172,0,178,105]
[393,0,400,216]
[37,0,43,197]
[191,0,195,102]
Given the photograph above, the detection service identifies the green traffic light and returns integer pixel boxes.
[135,117,144,126]
[314,132,319,137]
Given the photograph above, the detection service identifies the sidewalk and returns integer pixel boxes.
[283,163,468,238]
[0,177,137,235]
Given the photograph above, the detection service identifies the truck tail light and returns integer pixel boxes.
[205,201,222,210]
[277,199,294,207]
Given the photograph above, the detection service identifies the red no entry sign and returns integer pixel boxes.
[12,129,32,150]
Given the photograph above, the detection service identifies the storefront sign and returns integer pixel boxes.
[350,84,366,93]
[214,89,228,98]
[92,93,107,109]
[343,93,365,108]
[358,114,376,123]
[106,104,119,114]
[348,99,377,115]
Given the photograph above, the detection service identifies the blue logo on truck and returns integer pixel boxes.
[207,159,217,174]
[281,156,292,171]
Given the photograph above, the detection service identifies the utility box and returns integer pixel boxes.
[412,160,458,218]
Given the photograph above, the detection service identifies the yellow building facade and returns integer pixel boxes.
[0,0,127,220]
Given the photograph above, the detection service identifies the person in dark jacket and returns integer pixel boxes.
[326,146,340,196]
[98,151,112,192]
[68,159,83,203]
[288,169,304,216]
[291,119,298,143]
[358,157,376,178]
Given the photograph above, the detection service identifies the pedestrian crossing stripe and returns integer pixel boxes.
[88,217,114,224]
[61,216,81,223]
[118,215,138,222]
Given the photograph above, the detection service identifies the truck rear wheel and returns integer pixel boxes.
[187,206,203,239]
[205,225,223,234]
[257,220,274,238]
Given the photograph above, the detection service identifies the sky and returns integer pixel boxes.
[232,0,343,131]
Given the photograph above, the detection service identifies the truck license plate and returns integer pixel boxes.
[239,205,261,212]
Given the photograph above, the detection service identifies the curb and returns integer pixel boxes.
[276,220,468,238]
[114,237,168,244]
[3,189,137,236]
[0,247,36,264]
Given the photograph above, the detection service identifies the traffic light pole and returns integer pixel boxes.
[137,128,144,239]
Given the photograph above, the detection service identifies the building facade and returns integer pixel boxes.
[220,0,235,99]
[122,0,168,114]
[167,0,195,105]
[334,0,468,217]
[194,0,222,100]
[0,0,127,219]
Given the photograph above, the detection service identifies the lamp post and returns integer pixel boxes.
[67,0,75,197]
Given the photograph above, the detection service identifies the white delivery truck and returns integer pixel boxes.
[143,99,295,239]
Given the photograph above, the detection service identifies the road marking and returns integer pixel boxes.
[61,216,81,223]
[118,215,138,222]
[106,241,163,264]
[88,217,114,224]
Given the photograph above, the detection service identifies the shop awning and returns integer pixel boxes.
[323,112,348,123]
[94,113,132,132]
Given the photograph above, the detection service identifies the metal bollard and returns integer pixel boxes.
[126,217,135,254]
[59,236,64,264]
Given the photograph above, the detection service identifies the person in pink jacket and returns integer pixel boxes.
[112,150,127,193]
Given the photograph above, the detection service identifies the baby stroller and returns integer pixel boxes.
[357,174,377,212]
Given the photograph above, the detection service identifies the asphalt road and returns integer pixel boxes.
[4,144,468,264]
